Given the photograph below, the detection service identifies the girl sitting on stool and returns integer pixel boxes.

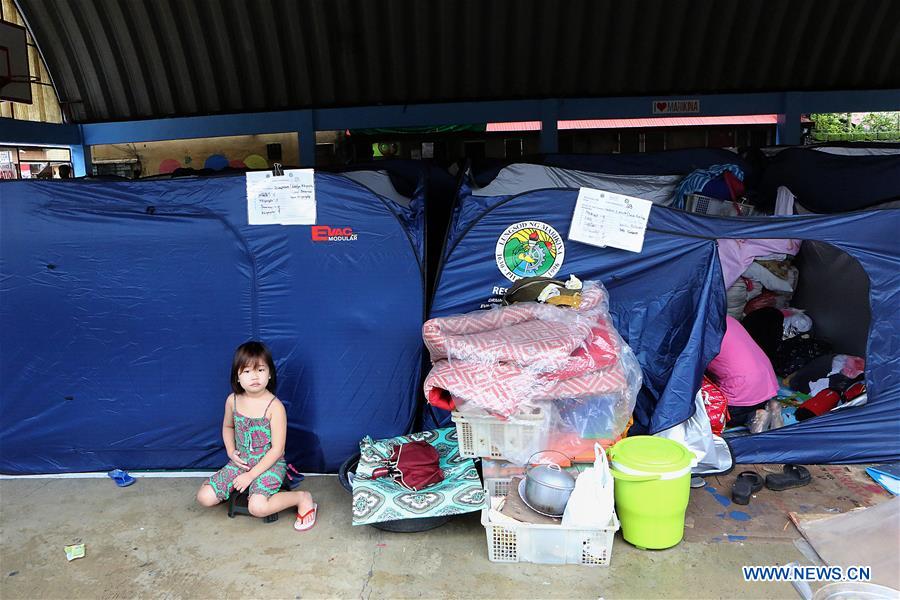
[196,341,317,531]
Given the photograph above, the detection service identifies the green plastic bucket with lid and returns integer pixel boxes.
[607,436,694,549]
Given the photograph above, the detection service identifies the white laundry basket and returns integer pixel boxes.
[482,476,619,566]
[452,408,548,462]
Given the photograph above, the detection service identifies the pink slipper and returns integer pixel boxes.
[294,503,317,532]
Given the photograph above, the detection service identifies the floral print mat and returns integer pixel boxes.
[351,427,486,526]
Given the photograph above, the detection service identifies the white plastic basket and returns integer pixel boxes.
[685,193,757,217]
[484,475,516,498]
[451,408,548,461]
[482,476,619,566]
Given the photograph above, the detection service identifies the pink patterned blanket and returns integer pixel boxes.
[423,284,607,363]
[422,284,627,416]
[425,356,627,417]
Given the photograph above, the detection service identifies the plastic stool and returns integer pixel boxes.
[226,476,300,523]
[226,490,277,522]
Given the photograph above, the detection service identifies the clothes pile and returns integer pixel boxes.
[719,238,803,320]
[423,277,642,463]
[711,234,867,434]
[674,163,746,210]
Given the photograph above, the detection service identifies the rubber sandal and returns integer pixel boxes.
[765,464,811,491]
[731,471,764,505]
[107,469,135,487]
[842,381,866,402]
[294,503,317,532]
[795,389,840,422]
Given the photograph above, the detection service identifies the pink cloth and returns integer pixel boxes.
[833,354,865,379]
[718,238,802,289]
[425,356,627,417]
[423,284,608,366]
[707,316,778,407]
[422,284,626,417]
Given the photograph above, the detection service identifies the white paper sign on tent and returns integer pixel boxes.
[569,187,653,253]
[246,168,316,225]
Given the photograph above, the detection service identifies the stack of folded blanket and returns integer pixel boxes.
[423,281,638,420]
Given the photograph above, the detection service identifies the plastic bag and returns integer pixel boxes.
[424,280,641,419]
[655,391,733,475]
[699,376,729,436]
[427,278,642,466]
[561,443,615,528]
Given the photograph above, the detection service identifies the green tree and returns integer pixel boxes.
[810,113,851,134]
[860,112,898,132]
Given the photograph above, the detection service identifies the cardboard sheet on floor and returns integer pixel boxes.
[791,498,900,589]
[683,465,893,543]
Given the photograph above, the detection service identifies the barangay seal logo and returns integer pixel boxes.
[495,221,565,282]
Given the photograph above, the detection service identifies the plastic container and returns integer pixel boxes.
[452,408,548,462]
[607,436,693,550]
[482,476,619,566]
[484,476,515,498]
[813,582,900,600]
[685,193,758,217]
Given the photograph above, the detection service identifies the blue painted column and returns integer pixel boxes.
[776,92,803,145]
[298,110,316,167]
[70,143,92,177]
[539,99,559,154]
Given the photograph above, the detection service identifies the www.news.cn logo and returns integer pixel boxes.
[311,225,358,242]
[743,565,871,582]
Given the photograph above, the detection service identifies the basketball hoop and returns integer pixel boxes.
[0,46,11,89]
[0,20,31,103]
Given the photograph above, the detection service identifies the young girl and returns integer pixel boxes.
[196,341,317,531]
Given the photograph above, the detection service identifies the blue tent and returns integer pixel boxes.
[325,159,460,300]
[759,148,900,212]
[0,172,425,474]
[429,177,900,464]
[471,148,756,188]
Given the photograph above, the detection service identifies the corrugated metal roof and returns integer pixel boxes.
[15,0,900,124]
[488,115,781,132]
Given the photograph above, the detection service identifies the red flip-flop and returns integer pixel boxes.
[294,503,317,532]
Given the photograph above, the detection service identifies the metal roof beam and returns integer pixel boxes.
[80,110,311,145]
[75,89,900,146]
[0,117,81,146]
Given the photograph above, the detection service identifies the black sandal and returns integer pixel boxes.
[732,471,764,505]
[765,464,812,491]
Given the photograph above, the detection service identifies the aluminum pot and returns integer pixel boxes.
[523,460,576,515]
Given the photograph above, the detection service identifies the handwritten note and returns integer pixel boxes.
[246,169,316,225]
[569,187,653,253]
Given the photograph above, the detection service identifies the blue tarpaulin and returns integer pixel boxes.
[0,173,425,474]
[430,177,900,464]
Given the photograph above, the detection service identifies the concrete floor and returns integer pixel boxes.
[0,476,813,599]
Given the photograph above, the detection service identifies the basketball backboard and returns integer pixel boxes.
[0,19,32,104]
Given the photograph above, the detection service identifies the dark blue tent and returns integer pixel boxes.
[542,148,754,178]
[759,148,900,213]
[471,148,755,188]
[324,159,460,301]
[0,173,425,474]
[429,178,900,464]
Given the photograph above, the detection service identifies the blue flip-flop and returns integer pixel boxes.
[107,469,135,487]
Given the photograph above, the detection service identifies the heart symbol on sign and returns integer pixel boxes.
[656,102,668,113]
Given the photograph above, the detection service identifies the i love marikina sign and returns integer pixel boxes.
[652,100,700,114]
